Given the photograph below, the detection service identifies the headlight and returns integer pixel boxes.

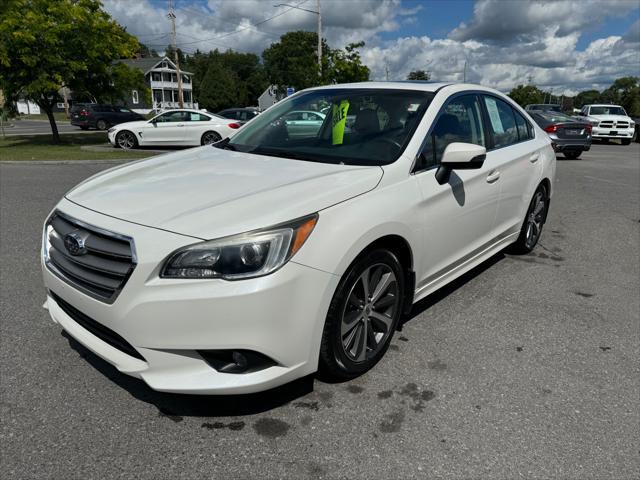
[107,127,115,133]
[589,120,600,127]
[161,214,318,279]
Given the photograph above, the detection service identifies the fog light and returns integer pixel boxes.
[198,349,277,374]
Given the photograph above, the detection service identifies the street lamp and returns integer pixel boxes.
[274,1,322,76]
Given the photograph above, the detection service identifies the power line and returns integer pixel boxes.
[174,0,309,46]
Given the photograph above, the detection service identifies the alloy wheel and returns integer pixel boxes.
[202,132,222,145]
[525,191,546,249]
[117,131,135,150]
[340,263,400,363]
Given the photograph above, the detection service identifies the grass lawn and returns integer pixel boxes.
[0,133,157,161]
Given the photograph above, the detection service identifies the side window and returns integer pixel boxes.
[131,90,139,105]
[483,96,518,149]
[417,95,486,171]
[513,109,532,141]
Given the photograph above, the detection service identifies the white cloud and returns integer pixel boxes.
[103,0,640,94]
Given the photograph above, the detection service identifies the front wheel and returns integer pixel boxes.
[319,249,404,380]
[116,130,138,150]
[508,184,549,254]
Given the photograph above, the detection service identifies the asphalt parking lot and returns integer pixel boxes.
[1,143,638,479]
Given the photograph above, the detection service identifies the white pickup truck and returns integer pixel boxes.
[575,104,635,144]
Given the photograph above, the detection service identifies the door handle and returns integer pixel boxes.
[486,170,501,183]
[529,153,540,163]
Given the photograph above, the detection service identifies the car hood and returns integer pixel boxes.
[588,114,632,122]
[66,147,383,239]
[113,120,150,130]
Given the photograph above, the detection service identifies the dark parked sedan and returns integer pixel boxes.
[530,111,591,159]
[70,104,144,130]
[216,107,260,125]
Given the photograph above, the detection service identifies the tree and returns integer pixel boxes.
[601,76,640,115]
[137,43,159,58]
[407,70,431,81]
[92,63,150,106]
[0,0,140,143]
[326,42,369,84]
[573,90,601,109]
[197,61,238,112]
[263,31,326,94]
[508,84,544,107]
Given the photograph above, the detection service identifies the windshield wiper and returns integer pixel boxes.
[213,137,236,150]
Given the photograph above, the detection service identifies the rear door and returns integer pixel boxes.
[480,95,543,236]
[182,111,214,145]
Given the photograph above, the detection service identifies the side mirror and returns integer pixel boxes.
[435,142,486,185]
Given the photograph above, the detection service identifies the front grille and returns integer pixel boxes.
[599,121,614,128]
[616,121,629,128]
[45,211,136,304]
[51,292,145,361]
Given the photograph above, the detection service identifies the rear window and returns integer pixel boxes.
[539,112,578,123]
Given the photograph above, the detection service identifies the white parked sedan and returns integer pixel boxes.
[42,82,555,395]
[107,109,240,149]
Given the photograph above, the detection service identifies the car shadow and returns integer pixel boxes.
[402,251,506,325]
[62,331,314,418]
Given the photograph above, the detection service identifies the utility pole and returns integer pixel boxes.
[317,0,322,77]
[168,0,184,108]
[385,62,390,81]
[463,59,467,82]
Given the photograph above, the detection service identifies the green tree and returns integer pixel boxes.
[91,62,150,106]
[326,42,369,84]
[573,89,601,109]
[407,70,431,81]
[508,84,545,107]
[0,0,140,143]
[197,60,238,112]
[263,31,325,94]
[601,76,640,115]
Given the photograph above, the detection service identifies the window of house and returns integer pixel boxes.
[151,72,161,82]
[417,94,486,171]
[182,75,190,84]
[483,96,518,149]
[132,90,139,104]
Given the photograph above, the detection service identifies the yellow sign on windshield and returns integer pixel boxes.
[331,100,350,145]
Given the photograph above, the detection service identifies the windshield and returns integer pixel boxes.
[220,88,434,165]
[590,106,627,116]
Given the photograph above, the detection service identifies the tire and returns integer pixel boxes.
[115,130,138,150]
[79,126,89,131]
[621,138,631,145]
[507,184,549,254]
[96,119,108,130]
[634,127,639,143]
[201,131,222,145]
[319,249,405,380]
[564,150,581,159]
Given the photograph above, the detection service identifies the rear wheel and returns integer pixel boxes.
[96,119,108,130]
[116,130,138,150]
[507,184,549,254]
[564,150,581,159]
[319,249,404,379]
[201,131,222,145]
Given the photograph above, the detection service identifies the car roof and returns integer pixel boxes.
[158,109,209,114]
[308,81,453,93]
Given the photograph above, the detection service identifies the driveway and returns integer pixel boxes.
[1,143,638,479]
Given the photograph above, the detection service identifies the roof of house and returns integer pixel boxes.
[118,56,193,75]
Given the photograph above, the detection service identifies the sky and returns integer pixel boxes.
[102,0,640,95]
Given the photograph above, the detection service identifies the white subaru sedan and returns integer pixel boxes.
[42,82,555,395]
[107,109,240,149]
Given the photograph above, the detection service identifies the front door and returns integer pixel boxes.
[412,94,500,292]
[140,111,188,145]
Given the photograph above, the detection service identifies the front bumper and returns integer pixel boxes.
[591,127,634,139]
[107,130,116,145]
[42,199,339,394]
